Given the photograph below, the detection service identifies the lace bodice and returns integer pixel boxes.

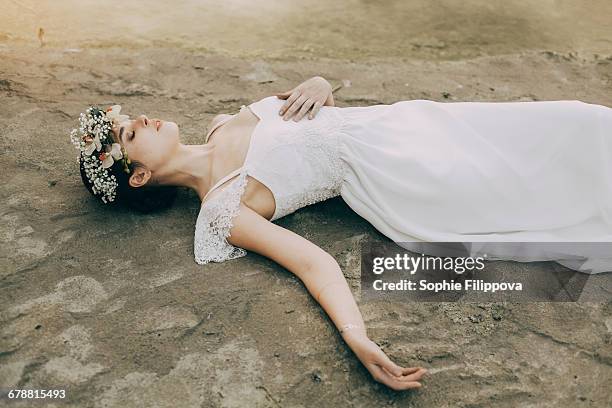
[194,96,350,265]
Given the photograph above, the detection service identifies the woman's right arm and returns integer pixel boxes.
[227,203,428,391]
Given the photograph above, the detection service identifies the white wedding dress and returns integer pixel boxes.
[194,95,612,274]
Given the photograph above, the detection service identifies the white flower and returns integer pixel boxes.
[110,143,123,160]
[83,133,102,155]
[105,105,129,125]
[100,143,123,169]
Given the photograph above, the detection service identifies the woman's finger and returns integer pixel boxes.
[401,367,423,375]
[373,346,408,378]
[280,91,301,117]
[294,99,315,121]
[390,380,422,390]
[370,364,422,391]
[309,100,323,120]
[378,356,405,378]
[284,94,308,121]
[381,366,428,383]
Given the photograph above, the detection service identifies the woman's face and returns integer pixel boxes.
[112,114,180,171]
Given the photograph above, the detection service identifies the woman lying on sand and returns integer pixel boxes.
[71,75,612,390]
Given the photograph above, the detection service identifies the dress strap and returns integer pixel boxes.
[202,166,245,203]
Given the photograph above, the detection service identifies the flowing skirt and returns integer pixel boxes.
[336,99,612,274]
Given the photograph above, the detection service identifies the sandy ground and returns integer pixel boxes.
[2,1,612,407]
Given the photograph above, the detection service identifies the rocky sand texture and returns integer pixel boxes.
[1,37,612,408]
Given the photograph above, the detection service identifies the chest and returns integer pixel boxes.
[206,111,277,221]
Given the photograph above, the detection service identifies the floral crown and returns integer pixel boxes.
[69,105,132,203]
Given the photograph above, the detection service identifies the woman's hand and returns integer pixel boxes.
[344,333,428,391]
[276,76,332,122]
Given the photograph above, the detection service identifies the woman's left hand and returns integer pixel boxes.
[275,76,332,122]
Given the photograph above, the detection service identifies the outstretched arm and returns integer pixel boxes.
[275,76,336,121]
[227,203,428,391]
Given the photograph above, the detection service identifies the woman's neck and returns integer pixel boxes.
[153,143,215,200]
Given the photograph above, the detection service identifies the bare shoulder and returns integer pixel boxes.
[227,203,336,274]
[208,113,233,131]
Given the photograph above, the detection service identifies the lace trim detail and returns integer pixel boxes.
[194,170,249,264]
[277,185,342,218]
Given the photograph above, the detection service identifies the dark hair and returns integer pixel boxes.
[79,155,178,213]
